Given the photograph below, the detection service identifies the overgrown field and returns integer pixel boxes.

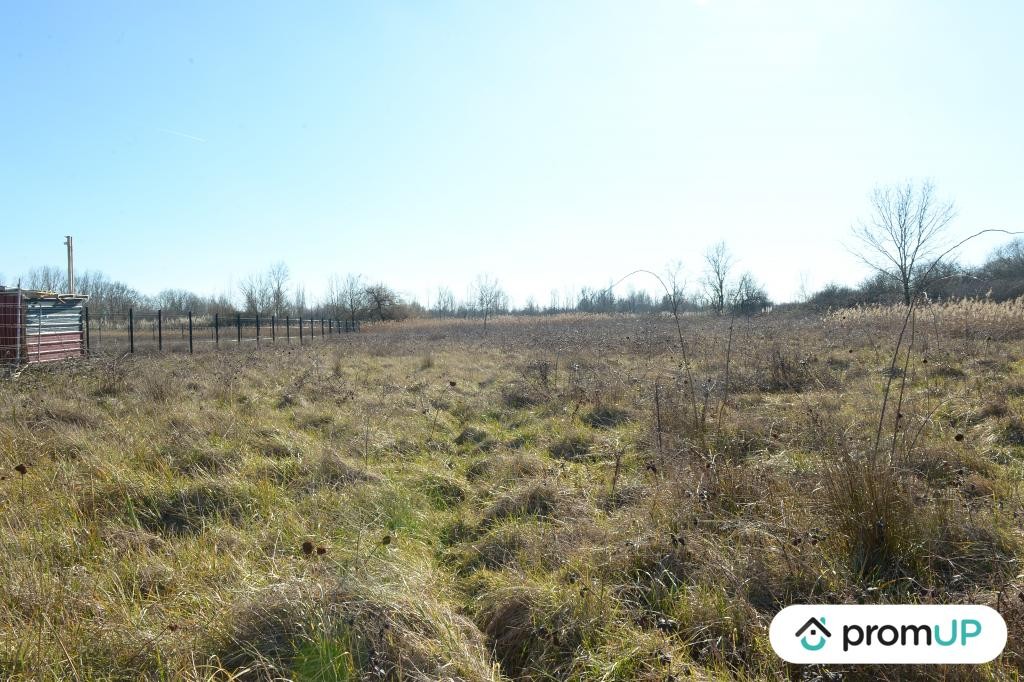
[1,309,1023,680]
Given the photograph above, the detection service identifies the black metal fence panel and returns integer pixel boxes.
[80,309,360,356]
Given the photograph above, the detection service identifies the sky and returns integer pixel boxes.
[2,1,1022,307]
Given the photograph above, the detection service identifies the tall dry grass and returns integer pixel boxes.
[0,308,1021,680]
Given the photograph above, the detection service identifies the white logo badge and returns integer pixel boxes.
[770,605,1007,664]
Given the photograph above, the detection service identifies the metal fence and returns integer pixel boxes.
[83,309,360,355]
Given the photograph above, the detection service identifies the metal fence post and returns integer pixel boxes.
[15,288,22,366]
[128,308,134,353]
[237,313,241,345]
[188,311,193,354]
[299,316,304,345]
[158,310,163,351]
[320,318,325,338]
[271,315,276,343]
[84,306,90,353]
[256,313,261,348]
[286,316,290,342]
[215,313,220,347]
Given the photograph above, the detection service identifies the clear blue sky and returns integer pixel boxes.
[2,1,1022,306]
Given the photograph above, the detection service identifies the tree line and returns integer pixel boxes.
[6,180,1019,319]
[805,180,1021,309]
[8,253,771,321]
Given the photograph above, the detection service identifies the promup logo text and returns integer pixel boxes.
[770,605,1006,664]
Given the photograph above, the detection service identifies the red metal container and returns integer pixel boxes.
[0,288,88,365]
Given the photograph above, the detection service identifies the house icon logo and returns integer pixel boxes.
[796,617,831,651]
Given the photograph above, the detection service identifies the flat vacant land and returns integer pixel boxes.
[1,309,1022,680]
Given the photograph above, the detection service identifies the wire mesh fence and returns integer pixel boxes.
[83,309,360,356]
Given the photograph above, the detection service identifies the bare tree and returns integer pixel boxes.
[239,263,290,315]
[323,275,344,319]
[155,288,205,315]
[730,272,771,315]
[548,289,561,313]
[470,274,507,331]
[433,286,456,318]
[292,285,307,316]
[364,282,403,321]
[25,265,66,292]
[663,261,687,316]
[981,239,1024,281]
[341,275,367,323]
[75,270,143,314]
[796,271,812,304]
[206,292,236,316]
[852,180,957,305]
[701,241,733,314]
[239,272,272,314]
[267,262,289,317]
